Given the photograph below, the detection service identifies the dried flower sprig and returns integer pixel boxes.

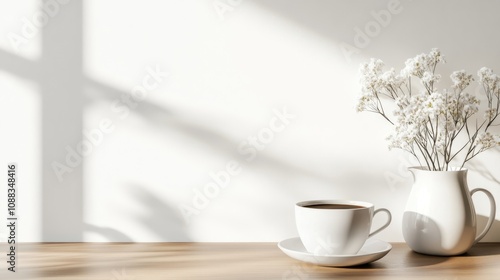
[357,49,500,171]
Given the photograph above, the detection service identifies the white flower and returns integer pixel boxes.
[421,71,441,85]
[356,93,376,112]
[450,70,474,89]
[394,96,409,110]
[460,93,480,116]
[477,67,500,100]
[423,91,446,117]
[359,59,385,92]
[356,49,500,170]
[387,123,418,150]
[380,68,404,88]
[475,132,498,150]
[360,58,384,76]
[484,108,497,121]
[428,48,445,64]
[400,49,445,79]
[478,67,494,83]
[400,54,427,78]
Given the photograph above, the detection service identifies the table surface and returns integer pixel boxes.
[1,242,500,279]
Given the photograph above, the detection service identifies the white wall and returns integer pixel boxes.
[0,0,499,242]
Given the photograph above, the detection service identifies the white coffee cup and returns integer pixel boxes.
[295,200,391,256]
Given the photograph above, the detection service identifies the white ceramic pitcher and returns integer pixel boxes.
[402,167,496,256]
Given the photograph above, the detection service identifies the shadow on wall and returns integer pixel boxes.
[86,78,238,160]
[469,160,500,186]
[252,0,499,50]
[84,224,134,242]
[83,185,192,242]
[0,0,193,241]
[468,160,500,243]
[1,1,197,242]
[40,0,85,242]
[130,185,192,242]
[466,215,500,256]
[476,215,500,243]
[252,0,382,43]
[88,72,385,202]
[0,1,85,241]
[1,0,372,241]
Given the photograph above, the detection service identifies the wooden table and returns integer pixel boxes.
[1,243,499,279]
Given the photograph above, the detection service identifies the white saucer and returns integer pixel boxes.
[278,237,392,267]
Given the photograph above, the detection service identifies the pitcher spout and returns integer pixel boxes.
[407,166,422,181]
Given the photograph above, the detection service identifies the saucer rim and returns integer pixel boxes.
[277,237,392,267]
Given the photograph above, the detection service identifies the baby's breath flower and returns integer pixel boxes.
[459,93,480,116]
[356,93,375,112]
[428,48,445,64]
[400,54,427,78]
[450,70,474,90]
[380,68,404,88]
[478,67,494,83]
[357,48,500,170]
[423,91,446,117]
[484,108,496,121]
[475,132,498,150]
[421,71,441,85]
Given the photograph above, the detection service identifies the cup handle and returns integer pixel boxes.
[368,208,392,237]
[471,188,496,244]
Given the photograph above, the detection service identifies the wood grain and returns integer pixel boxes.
[1,242,499,279]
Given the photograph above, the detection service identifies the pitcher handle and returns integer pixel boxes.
[369,208,392,237]
[471,188,496,244]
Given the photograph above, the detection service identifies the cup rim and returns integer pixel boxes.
[296,200,373,210]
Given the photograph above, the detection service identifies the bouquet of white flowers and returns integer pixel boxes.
[357,49,500,171]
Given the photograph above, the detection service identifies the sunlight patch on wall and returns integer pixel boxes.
[0,0,47,60]
[0,70,41,242]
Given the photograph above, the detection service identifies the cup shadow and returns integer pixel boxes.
[341,249,449,270]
